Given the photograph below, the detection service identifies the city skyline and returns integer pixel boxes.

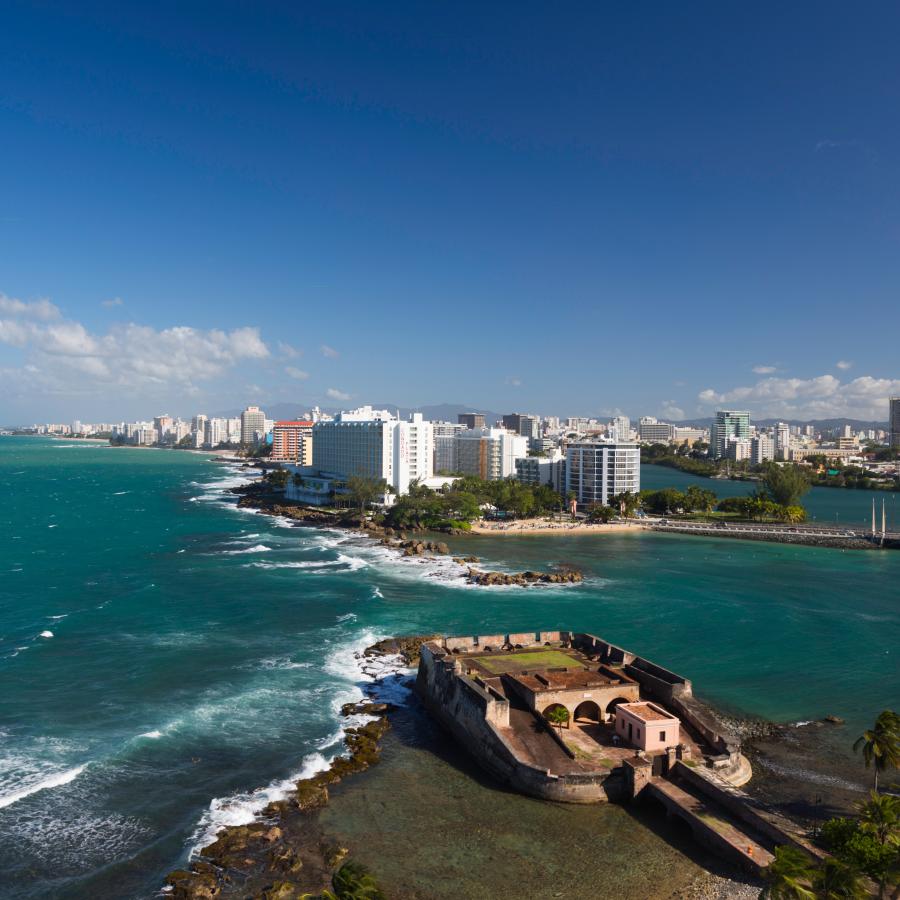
[2,4,899,421]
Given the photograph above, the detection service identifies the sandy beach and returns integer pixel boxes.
[51,436,241,459]
[469,517,645,535]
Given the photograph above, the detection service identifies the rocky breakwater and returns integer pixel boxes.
[164,704,393,899]
[464,566,584,587]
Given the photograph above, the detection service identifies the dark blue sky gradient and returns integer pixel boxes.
[1,2,898,420]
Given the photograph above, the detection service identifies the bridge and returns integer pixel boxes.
[648,519,899,548]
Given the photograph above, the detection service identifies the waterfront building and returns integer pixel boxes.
[750,434,774,464]
[311,406,428,497]
[458,412,486,429]
[432,421,464,474]
[226,417,242,443]
[710,410,750,460]
[153,415,173,444]
[204,417,229,448]
[891,397,900,449]
[639,417,674,443]
[456,427,528,480]
[271,420,314,463]
[240,406,266,446]
[672,426,705,446]
[515,450,565,492]
[565,440,640,508]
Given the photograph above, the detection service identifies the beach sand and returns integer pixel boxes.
[469,517,644,536]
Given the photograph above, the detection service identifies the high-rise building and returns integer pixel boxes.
[710,410,750,460]
[515,450,565,493]
[455,428,528,480]
[240,406,267,445]
[501,413,540,440]
[458,412,486,429]
[774,422,792,461]
[565,441,640,508]
[311,406,430,496]
[891,397,900,449]
[609,416,631,442]
[271,420,314,463]
[432,422,464,473]
[751,434,774,464]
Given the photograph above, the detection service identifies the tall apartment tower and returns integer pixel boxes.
[891,397,900,449]
[709,410,750,460]
[565,440,641,508]
[240,406,267,445]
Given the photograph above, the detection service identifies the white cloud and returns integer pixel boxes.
[285,366,309,380]
[0,294,60,321]
[698,373,900,420]
[504,376,522,387]
[320,344,339,359]
[277,341,300,359]
[101,297,123,308]
[835,360,853,371]
[660,401,685,421]
[326,387,350,401]
[752,365,776,375]
[0,290,270,401]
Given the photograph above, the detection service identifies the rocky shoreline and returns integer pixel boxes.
[163,643,418,899]
[230,481,585,587]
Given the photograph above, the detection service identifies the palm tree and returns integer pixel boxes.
[760,845,815,900]
[853,709,900,793]
[545,706,569,733]
[858,790,900,847]
[812,857,867,900]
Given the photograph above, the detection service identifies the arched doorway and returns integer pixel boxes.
[605,696,632,722]
[542,703,570,730]
[573,700,601,724]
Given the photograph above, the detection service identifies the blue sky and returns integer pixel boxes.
[1,1,898,423]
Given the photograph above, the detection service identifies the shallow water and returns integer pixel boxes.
[0,437,897,898]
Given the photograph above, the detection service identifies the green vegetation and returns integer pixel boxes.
[476,649,582,674]
[641,442,717,476]
[853,709,900,793]
[761,462,811,507]
[345,475,390,518]
[265,468,289,489]
[545,705,570,733]
[761,845,816,899]
[318,861,387,900]
[383,475,563,531]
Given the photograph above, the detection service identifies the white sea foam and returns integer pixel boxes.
[47,614,68,620]
[254,657,313,671]
[113,491,130,495]
[371,587,384,599]
[39,630,54,638]
[222,544,272,555]
[139,730,163,739]
[189,752,330,856]
[336,613,357,623]
[47,524,58,529]
[0,764,86,810]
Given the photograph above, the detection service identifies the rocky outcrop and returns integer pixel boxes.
[465,567,583,586]
[362,636,437,666]
[163,699,392,899]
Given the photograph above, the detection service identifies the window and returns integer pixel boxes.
[660,730,666,742]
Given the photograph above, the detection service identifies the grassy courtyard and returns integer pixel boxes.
[475,649,583,674]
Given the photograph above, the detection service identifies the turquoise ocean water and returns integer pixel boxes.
[0,438,897,898]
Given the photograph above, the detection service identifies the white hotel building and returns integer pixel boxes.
[565,440,640,508]
[286,407,435,504]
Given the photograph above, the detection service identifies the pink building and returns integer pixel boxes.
[615,701,680,752]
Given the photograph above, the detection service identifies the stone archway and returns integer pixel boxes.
[605,696,632,722]
[573,700,601,724]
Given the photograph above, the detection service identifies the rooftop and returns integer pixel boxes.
[618,702,677,723]
[511,669,631,693]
